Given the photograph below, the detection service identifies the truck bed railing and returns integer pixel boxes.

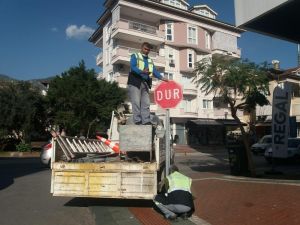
[54,136,114,161]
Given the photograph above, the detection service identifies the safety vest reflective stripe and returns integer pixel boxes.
[135,53,154,77]
[167,171,192,193]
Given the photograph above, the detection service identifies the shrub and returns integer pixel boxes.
[16,143,31,152]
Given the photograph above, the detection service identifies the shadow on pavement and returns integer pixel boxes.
[65,197,153,208]
[0,157,47,190]
[176,144,300,181]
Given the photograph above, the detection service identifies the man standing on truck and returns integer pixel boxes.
[153,165,195,220]
[127,42,168,125]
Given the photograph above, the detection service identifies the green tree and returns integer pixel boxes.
[194,56,270,176]
[46,61,126,136]
[0,80,46,143]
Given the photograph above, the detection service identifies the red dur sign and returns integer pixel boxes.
[154,80,183,109]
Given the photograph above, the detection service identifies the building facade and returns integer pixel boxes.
[235,0,300,138]
[89,0,244,144]
[256,67,300,138]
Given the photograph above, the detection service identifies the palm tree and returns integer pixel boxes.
[194,56,270,176]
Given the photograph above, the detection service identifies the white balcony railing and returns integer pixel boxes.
[111,45,165,67]
[128,20,157,34]
[112,19,165,41]
[179,108,198,116]
[96,52,103,65]
[183,84,197,95]
[212,48,241,58]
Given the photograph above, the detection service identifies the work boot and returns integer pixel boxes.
[165,214,177,220]
[179,212,189,220]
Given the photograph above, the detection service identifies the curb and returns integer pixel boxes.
[193,176,300,186]
[0,152,40,158]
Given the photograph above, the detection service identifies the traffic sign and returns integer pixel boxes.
[154,80,183,109]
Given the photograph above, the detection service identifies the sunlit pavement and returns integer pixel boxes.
[92,144,300,225]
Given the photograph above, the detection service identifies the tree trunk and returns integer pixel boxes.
[233,115,256,177]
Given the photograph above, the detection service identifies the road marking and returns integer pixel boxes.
[189,215,211,225]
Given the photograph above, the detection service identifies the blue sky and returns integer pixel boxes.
[0,0,297,80]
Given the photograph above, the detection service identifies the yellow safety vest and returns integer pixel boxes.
[167,171,192,193]
[134,52,154,77]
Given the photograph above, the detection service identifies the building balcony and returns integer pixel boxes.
[178,108,198,117]
[96,72,104,80]
[212,48,241,58]
[114,72,128,88]
[111,45,165,68]
[111,19,165,45]
[96,52,103,66]
[180,67,195,74]
[169,108,198,118]
[166,41,211,54]
[183,85,197,96]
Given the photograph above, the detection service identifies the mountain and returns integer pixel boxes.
[0,74,15,81]
[30,76,55,82]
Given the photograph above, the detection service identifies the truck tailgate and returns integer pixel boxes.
[51,161,157,199]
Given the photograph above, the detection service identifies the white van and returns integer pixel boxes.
[264,138,300,163]
[251,135,272,155]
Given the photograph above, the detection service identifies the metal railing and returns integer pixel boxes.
[54,136,114,161]
[126,19,157,34]
[113,45,158,58]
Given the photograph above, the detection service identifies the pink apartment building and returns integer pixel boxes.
[89,0,244,145]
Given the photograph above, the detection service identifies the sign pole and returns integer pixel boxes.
[153,80,183,177]
[165,108,170,176]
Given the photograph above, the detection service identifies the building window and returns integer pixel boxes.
[166,22,173,41]
[181,98,192,112]
[203,99,213,109]
[187,50,194,68]
[205,31,211,49]
[165,72,174,80]
[107,72,114,82]
[187,26,197,45]
[164,0,182,8]
[166,48,175,66]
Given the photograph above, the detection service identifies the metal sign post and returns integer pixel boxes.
[154,80,183,176]
[165,109,170,176]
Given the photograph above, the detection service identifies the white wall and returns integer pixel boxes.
[235,0,289,26]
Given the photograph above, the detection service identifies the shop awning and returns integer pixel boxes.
[255,122,271,127]
[188,119,222,126]
[188,119,246,126]
[216,119,247,126]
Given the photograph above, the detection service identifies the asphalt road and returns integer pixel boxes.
[0,158,95,225]
[1,151,299,225]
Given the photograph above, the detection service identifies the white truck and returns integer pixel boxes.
[50,112,172,199]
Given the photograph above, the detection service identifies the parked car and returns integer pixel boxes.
[251,135,272,155]
[40,141,52,167]
[264,138,300,163]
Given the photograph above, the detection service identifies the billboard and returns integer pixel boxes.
[271,84,291,158]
